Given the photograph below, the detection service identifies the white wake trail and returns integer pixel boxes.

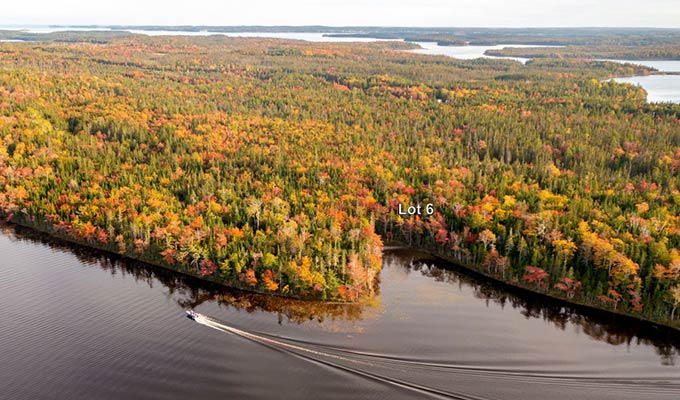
[190,313,680,399]
[194,315,376,366]
[190,313,489,400]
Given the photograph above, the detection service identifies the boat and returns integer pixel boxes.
[186,310,198,320]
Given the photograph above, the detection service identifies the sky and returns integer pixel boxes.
[2,0,680,28]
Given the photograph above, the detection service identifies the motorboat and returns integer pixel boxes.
[186,310,198,320]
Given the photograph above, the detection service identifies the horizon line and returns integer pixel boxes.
[2,23,680,30]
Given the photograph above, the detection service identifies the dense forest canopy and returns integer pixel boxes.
[0,34,679,327]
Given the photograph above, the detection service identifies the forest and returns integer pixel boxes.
[0,33,679,327]
[486,45,680,61]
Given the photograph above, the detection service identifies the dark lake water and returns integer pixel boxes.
[1,223,679,399]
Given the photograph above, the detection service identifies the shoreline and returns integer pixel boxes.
[382,234,679,333]
[425,249,680,334]
[2,216,678,333]
[0,218,356,305]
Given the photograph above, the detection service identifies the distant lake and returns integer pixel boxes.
[612,75,680,103]
[139,31,404,42]
[606,60,680,104]
[0,26,552,59]
[0,26,551,64]
[0,26,401,42]
[3,26,678,104]
[604,60,680,73]
[407,43,555,63]
[0,26,113,34]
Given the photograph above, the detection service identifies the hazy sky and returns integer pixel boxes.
[2,0,680,27]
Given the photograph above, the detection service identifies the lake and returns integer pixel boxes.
[1,223,679,400]
[0,26,545,61]
[2,26,679,104]
[612,75,680,103]
[604,60,680,73]
[133,31,404,42]
[603,60,680,104]
[407,43,550,63]
[0,26,402,42]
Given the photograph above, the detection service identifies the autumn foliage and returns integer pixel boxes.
[0,35,679,322]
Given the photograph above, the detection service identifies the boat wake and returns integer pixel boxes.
[189,313,680,400]
[192,313,490,399]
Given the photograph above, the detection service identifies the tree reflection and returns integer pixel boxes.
[2,223,367,324]
[397,250,680,366]
[3,223,678,365]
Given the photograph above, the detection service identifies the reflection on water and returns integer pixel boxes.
[408,257,679,365]
[2,223,678,361]
[0,224,369,324]
[2,223,680,400]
